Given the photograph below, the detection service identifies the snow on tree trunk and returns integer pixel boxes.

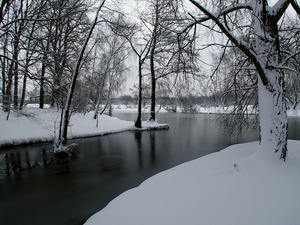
[257,69,288,160]
[185,0,299,161]
[53,1,106,153]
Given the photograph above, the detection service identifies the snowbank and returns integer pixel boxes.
[84,141,300,225]
[0,108,169,147]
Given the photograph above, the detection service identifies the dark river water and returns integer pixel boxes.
[0,113,299,225]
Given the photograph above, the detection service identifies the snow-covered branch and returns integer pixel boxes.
[271,0,293,21]
[182,1,252,33]
[187,0,269,85]
[274,65,300,75]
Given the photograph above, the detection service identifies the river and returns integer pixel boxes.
[0,113,299,225]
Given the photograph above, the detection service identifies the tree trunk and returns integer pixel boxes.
[93,72,108,119]
[149,45,156,121]
[13,59,18,110]
[257,9,288,160]
[39,65,45,109]
[54,1,105,150]
[40,43,50,109]
[135,60,142,128]
[257,69,288,160]
[1,53,6,109]
[84,46,97,114]
[99,81,113,116]
[39,42,49,109]
[94,71,108,119]
[19,65,27,110]
[3,59,14,114]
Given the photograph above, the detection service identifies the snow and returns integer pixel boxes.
[84,141,300,225]
[0,107,169,147]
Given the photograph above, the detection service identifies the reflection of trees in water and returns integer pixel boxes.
[135,132,143,167]
[0,148,78,178]
[135,131,157,167]
[149,132,156,163]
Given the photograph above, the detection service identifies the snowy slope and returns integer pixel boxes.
[85,141,300,225]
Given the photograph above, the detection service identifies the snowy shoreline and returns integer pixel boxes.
[84,140,300,225]
[1,104,299,149]
[0,108,169,149]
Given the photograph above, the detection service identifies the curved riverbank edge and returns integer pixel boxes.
[0,124,170,149]
[0,109,169,149]
[84,140,300,225]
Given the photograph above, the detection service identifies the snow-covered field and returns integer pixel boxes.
[85,141,300,225]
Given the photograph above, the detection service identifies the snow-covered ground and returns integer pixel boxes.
[84,141,300,225]
[0,107,168,147]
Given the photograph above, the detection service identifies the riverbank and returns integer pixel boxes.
[1,104,299,148]
[0,108,169,148]
[84,140,300,225]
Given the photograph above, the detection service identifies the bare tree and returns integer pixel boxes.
[184,0,300,160]
[44,0,90,109]
[140,0,199,121]
[54,0,106,151]
[1,0,91,114]
[93,29,128,121]
[1,0,29,116]
[110,15,152,128]
[143,0,178,120]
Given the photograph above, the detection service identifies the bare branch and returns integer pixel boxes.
[188,0,269,86]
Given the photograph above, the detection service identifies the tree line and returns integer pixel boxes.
[0,0,198,119]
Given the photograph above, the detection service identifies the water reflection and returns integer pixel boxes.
[149,132,156,163]
[0,145,82,178]
[1,149,50,178]
[135,132,143,167]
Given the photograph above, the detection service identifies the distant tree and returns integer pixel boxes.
[118,95,133,106]
[185,0,300,160]
[1,0,31,116]
[93,29,128,121]
[110,1,198,125]
[143,0,198,121]
[19,1,45,110]
[110,15,152,128]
